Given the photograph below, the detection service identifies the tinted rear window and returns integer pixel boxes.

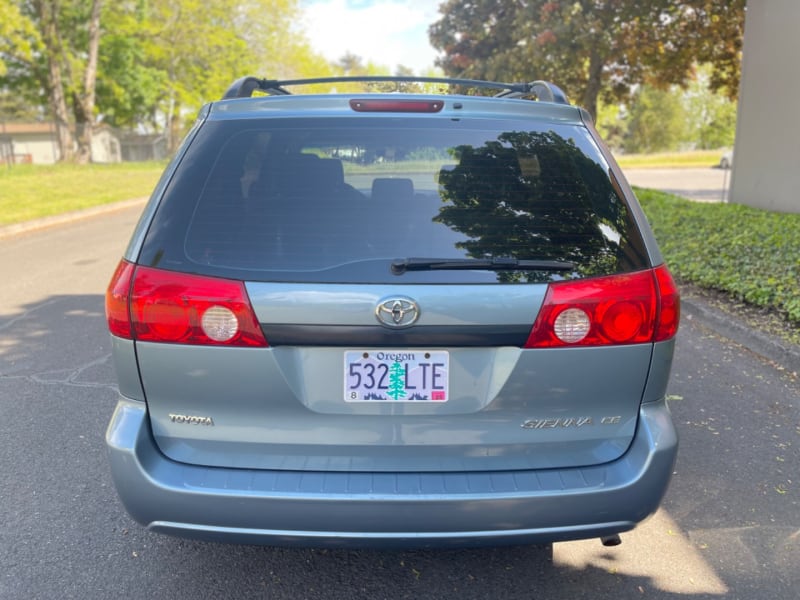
[138,116,648,283]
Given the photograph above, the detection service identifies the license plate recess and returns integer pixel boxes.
[344,350,449,402]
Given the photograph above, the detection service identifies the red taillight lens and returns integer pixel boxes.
[104,261,268,347]
[106,259,135,338]
[525,267,680,348]
[653,264,680,341]
[349,99,444,113]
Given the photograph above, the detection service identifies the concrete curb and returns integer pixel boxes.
[0,197,147,241]
[681,295,800,375]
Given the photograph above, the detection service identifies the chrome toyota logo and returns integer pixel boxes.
[375,297,419,328]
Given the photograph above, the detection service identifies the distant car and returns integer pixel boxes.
[719,149,733,169]
[104,75,680,549]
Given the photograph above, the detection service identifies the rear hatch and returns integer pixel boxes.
[119,99,676,472]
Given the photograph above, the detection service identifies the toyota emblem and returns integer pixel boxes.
[375,297,419,328]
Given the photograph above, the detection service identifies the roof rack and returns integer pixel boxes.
[222,76,569,105]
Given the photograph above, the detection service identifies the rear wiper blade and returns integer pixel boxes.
[390,257,576,275]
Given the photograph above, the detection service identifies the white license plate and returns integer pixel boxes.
[344,350,449,402]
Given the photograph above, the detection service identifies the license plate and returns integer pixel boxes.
[344,350,449,402]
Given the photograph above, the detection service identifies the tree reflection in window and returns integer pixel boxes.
[436,131,633,282]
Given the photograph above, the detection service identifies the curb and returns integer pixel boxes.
[0,197,147,241]
[681,295,800,375]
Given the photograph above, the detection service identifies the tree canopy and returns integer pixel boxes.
[429,0,745,121]
[0,0,329,161]
[0,0,39,77]
[3,0,746,163]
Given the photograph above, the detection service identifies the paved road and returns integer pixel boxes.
[624,167,732,203]
[1,204,798,599]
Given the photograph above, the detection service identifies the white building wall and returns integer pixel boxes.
[730,0,800,213]
[91,129,122,163]
[11,135,60,164]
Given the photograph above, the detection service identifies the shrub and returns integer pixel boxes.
[636,188,800,325]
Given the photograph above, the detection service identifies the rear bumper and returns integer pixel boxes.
[106,399,678,548]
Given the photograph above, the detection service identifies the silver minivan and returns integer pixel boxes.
[105,76,679,548]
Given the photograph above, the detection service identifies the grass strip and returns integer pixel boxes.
[616,149,723,169]
[637,188,800,326]
[0,162,164,226]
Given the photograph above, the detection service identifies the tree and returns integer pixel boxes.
[3,0,324,157]
[3,0,103,163]
[436,131,628,281]
[336,52,367,75]
[595,101,627,150]
[0,2,40,124]
[72,0,102,163]
[623,86,686,154]
[682,65,737,149]
[429,0,745,121]
[387,362,407,401]
[687,0,744,101]
[0,0,39,77]
[29,0,78,162]
[94,33,166,130]
[102,0,322,149]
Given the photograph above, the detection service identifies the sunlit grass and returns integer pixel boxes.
[0,162,164,226]
[615,149,724,169]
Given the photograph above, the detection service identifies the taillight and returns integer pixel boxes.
[525,266,680,348]
[106,260,135,338]
[653,264,680,341]
[104,261,268,347]
[349,99,444,113]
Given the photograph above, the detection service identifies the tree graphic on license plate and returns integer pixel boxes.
[388,361,407,400]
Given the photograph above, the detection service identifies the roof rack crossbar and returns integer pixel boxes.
[223,76,290,98]
[494,81,569,104]
[222,76,569,105]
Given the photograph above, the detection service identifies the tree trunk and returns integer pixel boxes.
[581,51,604,123]
[34,0,75,162]
[75,0,102,164]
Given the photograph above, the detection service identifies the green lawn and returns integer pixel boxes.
[615,149,723,169]
[0,162,164,226]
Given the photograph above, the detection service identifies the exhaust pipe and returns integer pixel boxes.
[601,534,622,547]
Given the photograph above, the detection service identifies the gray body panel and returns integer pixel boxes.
[137,343,653,472]
[106,397,677,547]
[136,283,656,472]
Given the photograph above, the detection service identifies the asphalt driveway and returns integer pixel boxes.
[623,167,731,203]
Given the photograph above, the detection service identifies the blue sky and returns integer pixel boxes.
[300,0,443,73]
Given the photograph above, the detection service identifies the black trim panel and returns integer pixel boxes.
[262,324,530,347]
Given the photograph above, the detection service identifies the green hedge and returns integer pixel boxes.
[636,188,800,325]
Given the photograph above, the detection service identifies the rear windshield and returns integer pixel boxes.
[138,116,649,283]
